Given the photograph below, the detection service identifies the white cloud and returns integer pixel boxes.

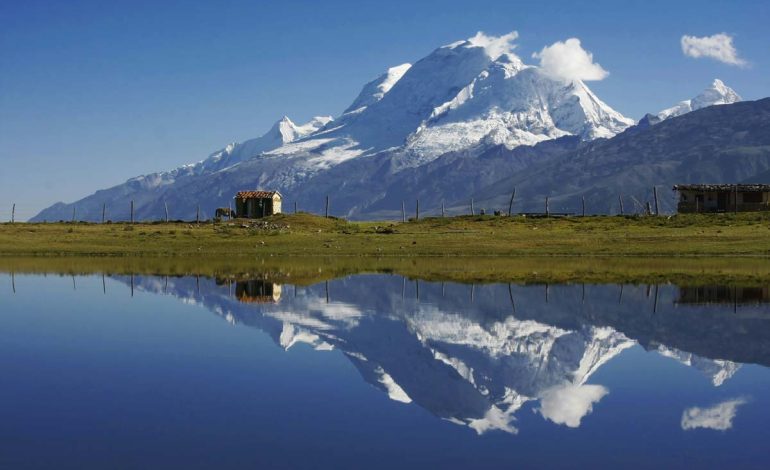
[681,398,748,431]
[467,31,519,60]
[533,38,609,82]
[681,33,747,66]
[536,383,609,428]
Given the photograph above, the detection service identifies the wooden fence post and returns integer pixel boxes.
[130,200,134,224]
[196,204,200,224]
[416,199,419,220]
[508,188,516,216]
[294,201,297,214]
[165,202,170,223]
[325,196,329,218]
[441,201,445,217]
[72,207,76,223]
[653,186,659,215]
[470,198,474,216]
[545,197,550,217]
[402,201,406,222]
[619,194,624,215]
[11,203,15,223]
[734,185,738,214]
[582,196,586,217]
[102,203,106,223]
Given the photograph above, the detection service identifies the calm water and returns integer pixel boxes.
[1,272,770,469]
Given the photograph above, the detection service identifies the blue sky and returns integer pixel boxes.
[1,0,768,218]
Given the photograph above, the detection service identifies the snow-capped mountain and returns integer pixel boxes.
[404,53,632,163]
[32,32,635,222]
[657,79,741,120]
[247,34,633,170]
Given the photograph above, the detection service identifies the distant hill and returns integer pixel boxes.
[472,98,770,215]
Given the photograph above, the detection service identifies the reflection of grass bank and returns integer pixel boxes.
[2,255,770,286]
[3,212,770,257]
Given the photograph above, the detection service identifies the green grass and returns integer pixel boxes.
[3,212,770,257]
[3,212,770,285]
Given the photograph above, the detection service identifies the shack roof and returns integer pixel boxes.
[237,294,278,304]
[235,190,282,199]
[672,184,770,192]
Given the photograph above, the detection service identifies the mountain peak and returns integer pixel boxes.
[657,79,741,120]
[444,31,519,60]
[343,63,412,115]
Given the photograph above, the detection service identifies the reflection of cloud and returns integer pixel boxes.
[536,383,609,428]
[681,398,748,431]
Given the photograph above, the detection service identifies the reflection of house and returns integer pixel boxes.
[236,280,282,303]
[234,191,282,218]
[676,286,770,305]
[673,184,770,213]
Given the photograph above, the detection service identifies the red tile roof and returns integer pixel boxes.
[235,190,281,199]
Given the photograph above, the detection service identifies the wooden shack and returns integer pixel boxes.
[673,184,770,213]
[234,190,282,218]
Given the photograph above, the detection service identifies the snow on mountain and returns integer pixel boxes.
[405,53,633,162]
[656,345,740,386]
[657,79,741,120]
[128,114,333,190]
[343,63,412,115]
[262,35,502,171]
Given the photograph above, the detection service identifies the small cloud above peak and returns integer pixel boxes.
[681,33,747,67]
[445,31,519,60]
[533,38,609,82]
[467,31,519,60]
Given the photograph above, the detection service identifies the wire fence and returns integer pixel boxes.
[0,187,684,223]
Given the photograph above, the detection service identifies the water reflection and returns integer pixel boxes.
[57,274,763,435]
[677,285,770,305]
[233,280,282,304]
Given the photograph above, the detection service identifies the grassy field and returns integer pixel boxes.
[2,212,770,257]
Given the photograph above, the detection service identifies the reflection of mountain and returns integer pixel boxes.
[119,275,770,434]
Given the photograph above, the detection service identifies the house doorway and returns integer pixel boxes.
[717,193,728,211]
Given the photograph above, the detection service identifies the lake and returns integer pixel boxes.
[1,266,769,469]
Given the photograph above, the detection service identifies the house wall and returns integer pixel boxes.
[677,190,770,213]
[272,195,282,214]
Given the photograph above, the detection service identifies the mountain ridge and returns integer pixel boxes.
[31,30,756,222]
